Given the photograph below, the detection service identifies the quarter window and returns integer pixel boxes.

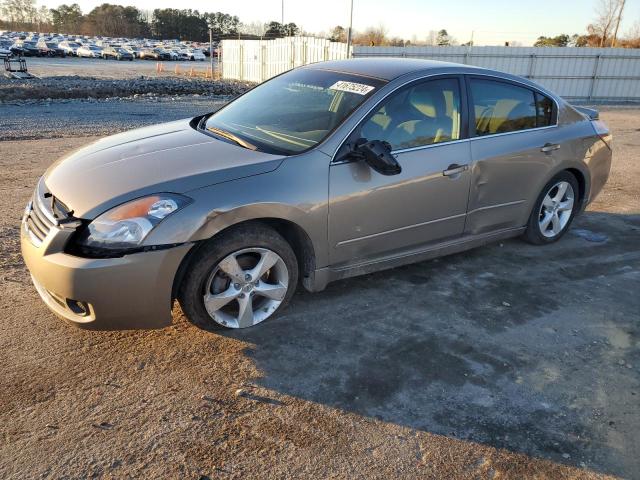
[535,92,555,127]
[470,79,537,136]
[360,78,462,150]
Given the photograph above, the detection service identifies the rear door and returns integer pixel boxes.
[465,76,561,234]
[328,76,472,266]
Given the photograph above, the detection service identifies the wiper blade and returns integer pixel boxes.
[207,126,257,151]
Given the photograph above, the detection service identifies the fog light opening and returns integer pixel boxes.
[66,299,90,317]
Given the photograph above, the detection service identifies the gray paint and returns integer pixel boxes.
[24,59,612,329]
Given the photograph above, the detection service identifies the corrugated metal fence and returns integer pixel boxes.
[221,38,640,102]
[354,46,640,102]
[221,37,348,83]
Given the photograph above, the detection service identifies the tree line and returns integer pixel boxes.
[0,1,301,41]
[534,0,638,48]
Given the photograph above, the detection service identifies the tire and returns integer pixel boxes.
[522,171,580,245]
[178,224,298,329]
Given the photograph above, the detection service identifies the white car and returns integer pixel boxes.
[58,41,81,56]
[77,45,102,58]
[187,49,206,61]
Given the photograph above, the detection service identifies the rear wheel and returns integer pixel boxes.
[178,224,298,329]
[523,171,579,245]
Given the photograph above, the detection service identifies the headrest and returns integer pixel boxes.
[409,87,446,118]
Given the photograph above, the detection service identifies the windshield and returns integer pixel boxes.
[204,69,385,155]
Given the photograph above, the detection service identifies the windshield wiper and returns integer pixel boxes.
[207,126,257,151]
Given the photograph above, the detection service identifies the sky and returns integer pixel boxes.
[38,0,640,46]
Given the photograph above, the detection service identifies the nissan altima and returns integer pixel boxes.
[21,58,612,330]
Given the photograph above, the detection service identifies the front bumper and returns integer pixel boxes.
[21,221,193,330]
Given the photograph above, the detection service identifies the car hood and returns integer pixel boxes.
[44,118,284,219]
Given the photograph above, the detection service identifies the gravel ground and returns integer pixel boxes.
[0,102,638,479]
[0,96,227,140]
[9,55,220,79]
[0,76,250,102]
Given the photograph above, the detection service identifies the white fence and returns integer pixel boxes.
[354,46,640,102]
[221,37,348,83]
[220,38,640,102]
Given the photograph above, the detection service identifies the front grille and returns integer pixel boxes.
[26,195,56,245]
[24,180,73,247]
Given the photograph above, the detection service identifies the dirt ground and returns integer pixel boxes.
[0,107,638,479]
[19,56,219,79]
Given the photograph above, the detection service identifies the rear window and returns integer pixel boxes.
[470,79,537,136]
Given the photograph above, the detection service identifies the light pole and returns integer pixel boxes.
[209,26,214,80]
[346,0,354,58]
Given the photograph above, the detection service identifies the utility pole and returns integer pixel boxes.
[281,0,284,25]
[346,0,354,58]
[209,27,214,80]
[612,0,626,47]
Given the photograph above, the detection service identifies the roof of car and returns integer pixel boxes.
[304,58,483,81]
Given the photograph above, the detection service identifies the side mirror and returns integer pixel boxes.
[355,139,401,176]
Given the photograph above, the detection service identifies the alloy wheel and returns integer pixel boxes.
[203,247,289,328]
[538,180,575,238]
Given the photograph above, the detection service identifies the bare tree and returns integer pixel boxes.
[622,19,640,47]
[425,30,437,46]
[591,0,625,47]
[354,24,388,46]
[240,21,266,38]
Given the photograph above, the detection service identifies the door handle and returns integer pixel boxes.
[443,164,469,177]
[541,143,561,153]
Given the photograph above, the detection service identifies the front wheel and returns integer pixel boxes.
[178,224,298,329]
[522,171,579,245]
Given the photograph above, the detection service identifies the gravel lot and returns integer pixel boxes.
[13,55,219,79]
[0,96,226,140]
[1,57,247,102]
[0,100,638,479]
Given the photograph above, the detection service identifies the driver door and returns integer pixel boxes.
[328,76,472,266]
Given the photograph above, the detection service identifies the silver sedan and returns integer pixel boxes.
[21,58,612,330]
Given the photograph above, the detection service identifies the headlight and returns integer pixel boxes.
[77,193,191,250]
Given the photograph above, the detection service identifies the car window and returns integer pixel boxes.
[470,79,537,136]
[535,92,555,127]
[360,78,462,150]
[205,69,386,155]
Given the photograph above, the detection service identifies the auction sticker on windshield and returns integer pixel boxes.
[330,81,375,95]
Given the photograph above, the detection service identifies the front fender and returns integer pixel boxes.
[142,151,331,268]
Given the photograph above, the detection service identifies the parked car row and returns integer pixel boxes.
[0,30,215,61]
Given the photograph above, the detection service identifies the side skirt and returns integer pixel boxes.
[304,226,526,292]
